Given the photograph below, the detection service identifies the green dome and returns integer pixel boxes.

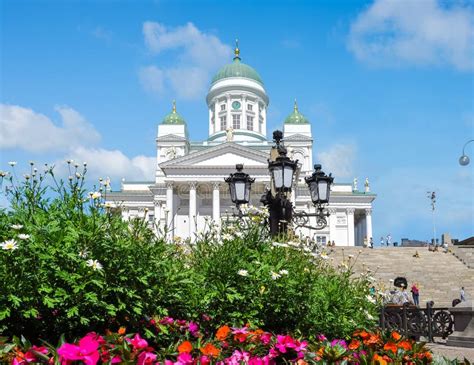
[162,101,186,125]
[284,101,309,124]
[211,44,263,85]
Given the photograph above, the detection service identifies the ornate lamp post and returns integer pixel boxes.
[224,163,255,217]
[225,130,334,236]
[459,139,474,166]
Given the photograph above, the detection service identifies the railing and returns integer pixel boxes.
[380,302,454,341]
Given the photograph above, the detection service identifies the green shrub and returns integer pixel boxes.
[0,164,192,340]
[187,222,379,339]
[0,163,379,342]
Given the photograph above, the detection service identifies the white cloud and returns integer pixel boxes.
[0,104,101,153]
[348,0,474,71]
[63,147,156,183]
[1,104,156,184]
[139,65,165,94]
[317,143,357,178]
[140,22,232,99]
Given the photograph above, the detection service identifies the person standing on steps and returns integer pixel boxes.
[369,237,374,249]
[380,236,385,247]
[386,234,392,247]
[461,287,466,301]
[411,283,420,306]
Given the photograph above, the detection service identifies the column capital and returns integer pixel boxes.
[346,208,355,215]
[189,181,197,190]
[328,208,337,215]
[153,199,162,207]
[212,182,221,190]
[166,182,174,189]
[365,208,372,216]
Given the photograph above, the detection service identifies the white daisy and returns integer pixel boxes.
[86,259,103,271]
[11,224,23,230]
[17,234,30,240]
[91,192,101,199]
[279,269,289,275]
[79,249,89,258]
[237,269,249,277]
[1,239,18,250]
[8,161,17,167]
[271,271,281,280]
[222,233,233,241]
[320,253,329,260]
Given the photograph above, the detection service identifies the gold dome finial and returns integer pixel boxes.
[233,38,240,60]
[294,99,298,112]
[172,100,177,113]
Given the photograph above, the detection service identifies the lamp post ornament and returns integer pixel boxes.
[225,129,334,237]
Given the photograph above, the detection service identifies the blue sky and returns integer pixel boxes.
[1,0,473,243]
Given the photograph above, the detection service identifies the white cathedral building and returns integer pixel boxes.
[107,46,376,246]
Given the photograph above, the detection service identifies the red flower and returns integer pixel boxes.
[216,325,231,341]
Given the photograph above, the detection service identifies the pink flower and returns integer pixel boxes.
[260,332,272,345]
[164,360,174,365]
[137,351,157,365]
[57,333,100,365]
[13,345,50,364]
[111,356,122,363]
[200,355,211,365]
[160,317,174,325]
[176,352,193,365]
[126,333,148,350]
[317,334,327,341]
[188,321,199,336]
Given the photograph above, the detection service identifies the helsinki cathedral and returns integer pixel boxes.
[107,45,376,246]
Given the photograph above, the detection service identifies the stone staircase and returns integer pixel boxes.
[451,246,474,269]
[328,247,474,308]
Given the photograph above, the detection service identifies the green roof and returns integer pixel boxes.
[211,44,263,85]
[162,101,186,125]
[284,101,309,124]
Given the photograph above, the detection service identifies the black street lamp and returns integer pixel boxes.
[305,164,333,205]
[268,130,298,193]
[225,130,334,237]
[225,163,255,215]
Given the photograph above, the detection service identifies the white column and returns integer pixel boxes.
[328,208,337,244]
[166,182,174,241]
[214,100,219,132]
[242,95,247,130]
[153,199,162,230]
[347,208,355,246]
[189,182,197,241]
[212,182,220,225]
[256,99,261,133]
[226,94,231,129]
[365,208,373,241]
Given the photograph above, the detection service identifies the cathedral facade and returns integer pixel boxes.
[106,46,376,246]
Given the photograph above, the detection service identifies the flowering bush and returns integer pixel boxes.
[1,163,378,342]
[0,320,437,364]
[0,163,193,340]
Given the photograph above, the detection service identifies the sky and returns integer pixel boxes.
[1,0,473,243]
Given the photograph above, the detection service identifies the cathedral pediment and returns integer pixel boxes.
[284,133,313,141]
[159,142,269,173]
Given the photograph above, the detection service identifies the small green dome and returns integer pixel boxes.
[211,43,263,85]
[162,101,186,125]
[284,100,309,124]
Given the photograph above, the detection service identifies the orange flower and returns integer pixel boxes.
[178,341,193,353]
[348,339,360,350]
[373,354,388,365]
[216,325,231,341]
[354,330,370,339]
[383,341,398,354]
[364,333,380,345]
[398,340,412,351]
[118,327,126,335]
[297,360,308,365]
[391,331,401,341]
[200,343,220,358]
